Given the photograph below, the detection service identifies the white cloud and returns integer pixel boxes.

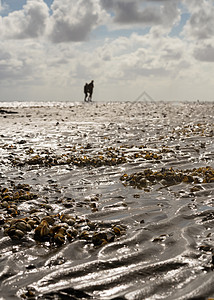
[1,0,49,39]
[90,32,191,86]
[0,40,48,85]
[182,0,214,40]
[47,0,108,43]
[0,0,108,43]
[0,0,214,101]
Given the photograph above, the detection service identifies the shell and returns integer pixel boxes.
[7,228,25,240]
[50,225,66,236]
[34,220,50,239]
[92,232,108,246]
[60,214,75,226]
[15,220,30,232]
[27,219,37,229]
[40,224,50,237]
[113,226,122,236]
[79,230,90,240]
[41,216,55,225]
[49,225,62,236]
[54,232,65,245]
[66,229,78,241]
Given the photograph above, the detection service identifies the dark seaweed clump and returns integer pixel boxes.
[120,166,214,189]
[0,184,125,248]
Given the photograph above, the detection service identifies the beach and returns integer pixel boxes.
[0,100,214,300]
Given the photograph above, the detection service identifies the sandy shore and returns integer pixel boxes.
[0,101,214,299]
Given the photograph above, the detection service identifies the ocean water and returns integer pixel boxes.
[0,101,213,299]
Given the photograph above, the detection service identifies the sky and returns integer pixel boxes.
[0,0,214,102]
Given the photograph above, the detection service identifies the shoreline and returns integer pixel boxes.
[0,99,214,108]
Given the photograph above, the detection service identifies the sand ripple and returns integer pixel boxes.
[0,101,214,299]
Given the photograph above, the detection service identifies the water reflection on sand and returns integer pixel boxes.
[0,101,214,299]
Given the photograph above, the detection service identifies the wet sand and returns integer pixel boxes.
[0,101,214,299]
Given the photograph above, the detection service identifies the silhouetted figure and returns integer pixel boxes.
[84,83,89,102]
[88,80,94,102]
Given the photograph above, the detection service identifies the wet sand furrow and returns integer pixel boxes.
[0,101,213,299]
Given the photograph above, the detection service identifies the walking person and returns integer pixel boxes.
[88,80,94,102]
[84,82,89,102]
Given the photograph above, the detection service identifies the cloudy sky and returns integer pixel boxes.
[0,0,214,102]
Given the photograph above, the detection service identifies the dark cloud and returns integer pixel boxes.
[100,0,179,27]
[100,0,114,10]
[115,2,162,24]
[17,2,49,39]
[194,44,214,62]
[189,12,214,39]
[49,16,98,43]
[48,0,99,43]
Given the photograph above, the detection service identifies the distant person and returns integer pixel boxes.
[84,83,89,102]
[88,80,94,102]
